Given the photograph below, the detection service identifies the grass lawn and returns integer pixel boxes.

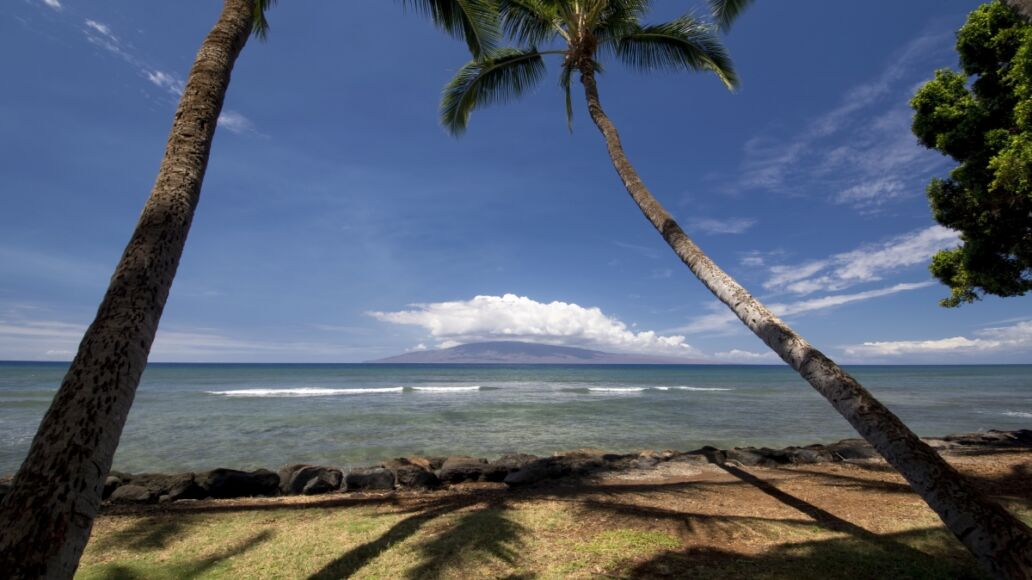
[76,451,1031,579]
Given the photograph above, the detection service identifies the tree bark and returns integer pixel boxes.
[578,66,1032,579]
[0,1,254,577]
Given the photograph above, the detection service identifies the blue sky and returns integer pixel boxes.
[2,0,1030,364]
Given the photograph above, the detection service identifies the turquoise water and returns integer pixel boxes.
[1,362,1030,474]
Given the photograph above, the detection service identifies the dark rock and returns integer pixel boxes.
[826,440,879,460]
[687,446,726,464]
[503,458,555,486]
[944,429,1032,447]
[437,456,489,483]
[201,468,280,499]
[279,465,342,495]
[0,478,11,504]
[344,467,396,491]
[491,453,539,472]
[788,447,834,464]
[109,484,155,504]
[393,465,441,490]
[111,473,205,502]
[632,455,660,469]
[103,475,123,500]
[385,457,436,472]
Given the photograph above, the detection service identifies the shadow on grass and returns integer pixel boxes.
[405,499,528,579]
[92,516,193,553]
[624,527,987,580]
[94,529,273,579]
[306,497,478,580]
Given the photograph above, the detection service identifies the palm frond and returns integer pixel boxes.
[559,64,574,132]
[402,0,500,57]
[499,0,561,45]
[441,47,547,135]
[615,15,738,90]
[251,0,277,40]
[709,0,755,31]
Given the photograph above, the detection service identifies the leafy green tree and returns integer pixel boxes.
[912,0,1032,307]
[430,0,1032,576]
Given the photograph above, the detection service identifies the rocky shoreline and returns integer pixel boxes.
[3,430,1029,506]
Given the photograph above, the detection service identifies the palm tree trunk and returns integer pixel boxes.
[579,66,1032,579]
[0,1,254,576]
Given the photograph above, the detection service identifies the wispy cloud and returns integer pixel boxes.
[41,0,62,11]
[768,282,933,317]
[370,294,703,356]
[687,217,756,235]
[145,69,185,96]
[844,320,1032,359]
[730,28,954,212]
[675,281,934,335]
[763,226,959,295]
[0,317,376,362]
[75,17,257,134]
[218,110,256,134]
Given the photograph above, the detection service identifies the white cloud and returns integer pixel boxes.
[75,17,259,135]
[712,349,779,363]
[688,217,756,235]
[218,110,256,134]
[768,282,934,317]
[844,320,1032,358]
[763,226,959,295]
[370,294,702,356]
[730,29,952,211]
[675,281,933,335]
[0,317,375,362]
[42,0,62,11]
[146,70,185,96]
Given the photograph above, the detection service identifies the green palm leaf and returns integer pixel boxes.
[402,0,500,57]
[441,47,547,135]
[499,0,560,45]
[709,0,755,31]
[251,0,277,40]
[559,63,574,131]
[615,15,738,90]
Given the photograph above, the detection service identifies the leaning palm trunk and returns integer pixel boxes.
[0,1,254,576]
[579,66,1032,579]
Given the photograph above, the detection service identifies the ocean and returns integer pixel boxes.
[1,362,1030,475]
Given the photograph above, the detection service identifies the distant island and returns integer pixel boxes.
[368,341,705,364]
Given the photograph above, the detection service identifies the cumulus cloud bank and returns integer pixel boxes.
[370,294,702,356]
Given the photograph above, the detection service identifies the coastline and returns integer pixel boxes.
[10,429,1024,507]
[72,429,1032,578]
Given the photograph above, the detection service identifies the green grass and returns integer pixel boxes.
[77,476,1032,580]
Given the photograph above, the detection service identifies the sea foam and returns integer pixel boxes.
[207,387,404,397]
[1002,411,1032,418]
[408,385,482,393]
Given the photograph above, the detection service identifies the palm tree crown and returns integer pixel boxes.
[441,0,741,134]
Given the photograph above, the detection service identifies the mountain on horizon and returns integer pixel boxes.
[368,341,704,364]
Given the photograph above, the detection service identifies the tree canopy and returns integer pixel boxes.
[911,0,1032,307]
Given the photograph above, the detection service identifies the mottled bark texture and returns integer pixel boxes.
[579,66,1032,579]
[0,1,254,577]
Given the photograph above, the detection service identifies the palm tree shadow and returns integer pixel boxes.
[405,499,528,579]
[717,464,956,564]
[97,529,273,579]
[307,498,476,580]
[92,516,192,553]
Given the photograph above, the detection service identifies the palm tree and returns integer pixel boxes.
[434,1,1032,576]
[0,1,275,576]
[0,2,497,577]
